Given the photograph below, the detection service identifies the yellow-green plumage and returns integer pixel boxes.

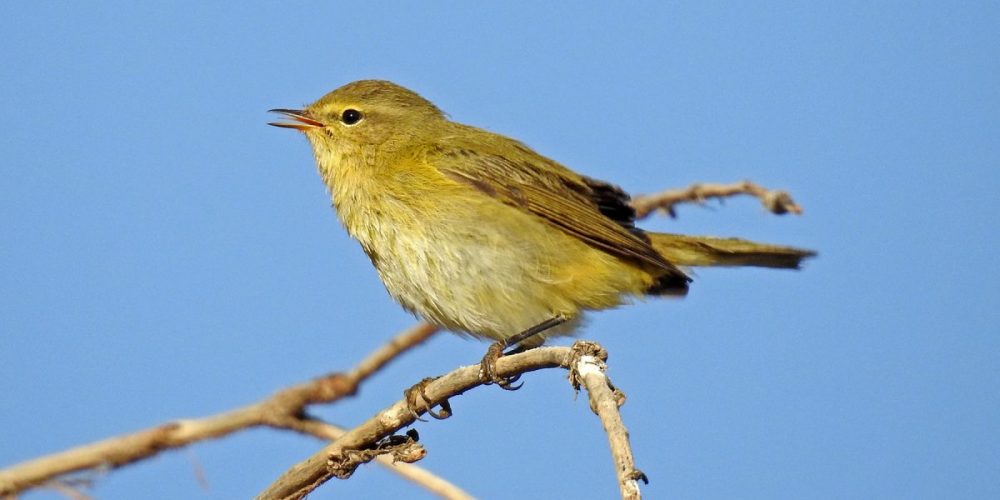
[272,80,813,345]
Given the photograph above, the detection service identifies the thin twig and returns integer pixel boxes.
[631,180,804,219]
[569,342,645,500]
[0,323,441,498]
[258,341,638,500]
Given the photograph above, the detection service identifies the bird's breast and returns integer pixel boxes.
[322,161,646,342]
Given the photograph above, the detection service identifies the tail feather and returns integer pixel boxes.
[648,232,816,269]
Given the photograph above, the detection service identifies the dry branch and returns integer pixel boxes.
[631,180,804,219]
[290,421,472,500]
[569,342,646,500]
[258,341,641,500]
[0,323,448,498]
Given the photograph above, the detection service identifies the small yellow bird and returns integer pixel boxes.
[270,80,813,385]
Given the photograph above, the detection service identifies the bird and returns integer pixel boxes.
[269,80,814,387]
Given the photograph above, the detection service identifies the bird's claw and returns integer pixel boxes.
[404,377,452,420]
[479,342,523,390]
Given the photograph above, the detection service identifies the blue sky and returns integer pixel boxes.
[2,2,997,499]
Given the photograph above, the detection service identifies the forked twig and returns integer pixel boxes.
[0,324,457,498]
[259,341,641,500]
[631,180,804,219]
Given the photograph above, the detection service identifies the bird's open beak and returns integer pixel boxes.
[268,109,324,131]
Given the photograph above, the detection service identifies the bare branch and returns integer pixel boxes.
[259,341,641,500]
[259,347,572,499]
[0,323,440,498]
[569,342,646,499]
[288,420,473,500]
[631,180,804,219]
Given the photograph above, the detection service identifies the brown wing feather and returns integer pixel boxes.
[430,143,689,286]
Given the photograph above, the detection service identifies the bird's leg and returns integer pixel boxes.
[479,315,569,390]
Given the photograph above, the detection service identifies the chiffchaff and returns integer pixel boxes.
[270,80,812,382]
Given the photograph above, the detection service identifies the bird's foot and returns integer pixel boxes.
[479,341,523,390]
[404,376,452,420]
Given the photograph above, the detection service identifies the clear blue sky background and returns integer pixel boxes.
[2,3,997,499]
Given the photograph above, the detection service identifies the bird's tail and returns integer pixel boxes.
[648,232,816,269]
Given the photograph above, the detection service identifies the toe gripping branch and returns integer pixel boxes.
[479,341,524,390]
[479,315,571,391]
[404,377,453,421]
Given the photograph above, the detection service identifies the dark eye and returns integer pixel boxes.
[341,109,363,125]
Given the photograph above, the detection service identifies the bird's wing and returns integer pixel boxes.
[427,141,689,282]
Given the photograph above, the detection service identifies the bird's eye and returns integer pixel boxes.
[341,109,363,125]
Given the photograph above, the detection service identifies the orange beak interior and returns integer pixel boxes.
[268,109,324,131]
